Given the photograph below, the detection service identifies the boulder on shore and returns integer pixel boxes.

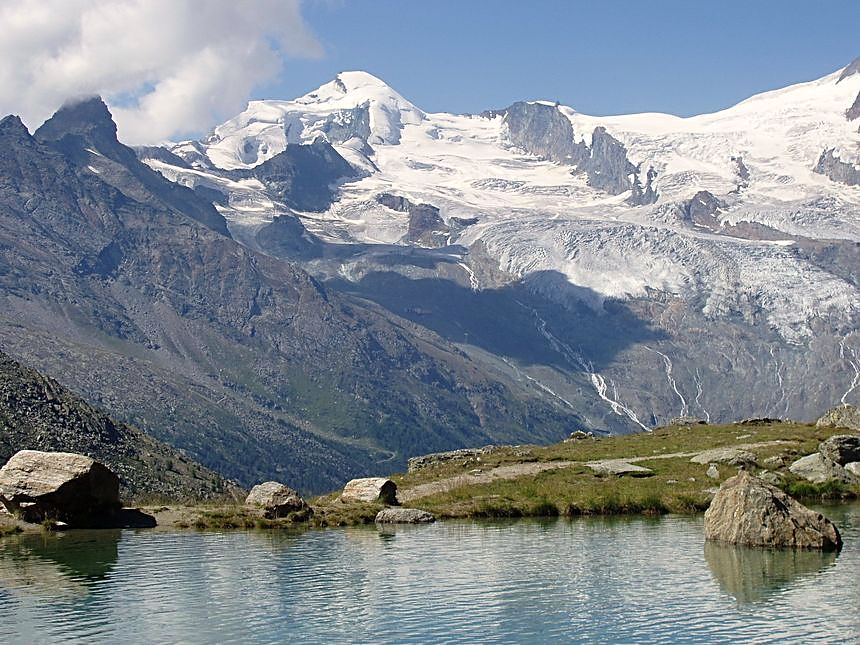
[788,453,858,484]
[0,450,120,524]
[816,405,860,431]
[704,471,842,550]
[375,508,435,524]
[245,481,308,518]
[341,477,398,504]
[818,435,860,466]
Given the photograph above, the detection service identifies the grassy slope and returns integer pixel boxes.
[378,421,860,519]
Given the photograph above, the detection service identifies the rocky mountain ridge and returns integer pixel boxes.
[0,97,578,492]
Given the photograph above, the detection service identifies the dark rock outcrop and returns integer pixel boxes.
[245,481,308,518]
[233,139,360,212]
[340,478,398,504]
[704,471,842,550]
[814,149,860,186]
[0,450,119,523]
[500,102,638,195]
[376,193,450,247]
[817,435,860,466]
[375,507,435,523]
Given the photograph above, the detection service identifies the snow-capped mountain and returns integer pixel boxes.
[142,61,860,433]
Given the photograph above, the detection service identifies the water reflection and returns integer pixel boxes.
[0,530,120,598]
[704,541,838,604]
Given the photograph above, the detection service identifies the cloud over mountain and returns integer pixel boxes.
[0,0,322,143]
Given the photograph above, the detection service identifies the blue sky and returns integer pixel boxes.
[260,0,860,117]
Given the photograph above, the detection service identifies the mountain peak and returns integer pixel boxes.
[34,96,118,146]
[0,114,31,140]
[837,54,860,83]
[296,70,423,118]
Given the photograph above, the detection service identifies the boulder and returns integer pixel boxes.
[818,435,860,465]
[669,416,707,426]
[0,450,119,524]
[704,471,842,550]
[788,453,858,484]
[706,464,720,479]
[691,448,758,466]
[586,460,653,477]
[375,508,436,524]
[845,462,860,477]
[341,478,398,504]
[816,405,860,431]
[245,481,308,519]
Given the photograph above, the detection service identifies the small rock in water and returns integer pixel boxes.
[705,471,842,550]
[375,508,436,524]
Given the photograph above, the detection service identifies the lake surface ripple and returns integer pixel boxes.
[1,504,858,643]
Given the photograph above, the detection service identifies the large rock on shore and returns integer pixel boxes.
[816,405,860,431]
[788,453,858,484]
[245,481,308,518]
[0,450,120,524]
[341,477,398,504]
[375,508,435,524]
[818,435,860,466]
[704,471,842,550]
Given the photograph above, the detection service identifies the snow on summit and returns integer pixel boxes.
[155,60,860,345]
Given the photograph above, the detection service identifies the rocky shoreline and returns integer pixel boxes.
[2,407,859,545]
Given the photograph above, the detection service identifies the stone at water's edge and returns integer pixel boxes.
[375,508,436,524]
[245,481,308,519]
[816,405,860,431]
[0,450,120,524]
[341,478,398,504]
[704,471,842,550]
[818,435,860,466]
[789,453,858,484]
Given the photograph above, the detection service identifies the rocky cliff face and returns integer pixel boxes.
[500,102,637,195]
[815,148,860,186]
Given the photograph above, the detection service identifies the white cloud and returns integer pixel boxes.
[0,0,322,144]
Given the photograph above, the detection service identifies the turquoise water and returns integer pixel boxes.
[1,505,858,643]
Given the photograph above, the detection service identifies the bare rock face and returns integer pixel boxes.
[245,481,308,519]
[375,508,435,524]
[0,450,120,523]
[816,405,860,431]
[704,471,842,550]
[818,435,860,465]
[341,477,398,504]
[789,453,858,484]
